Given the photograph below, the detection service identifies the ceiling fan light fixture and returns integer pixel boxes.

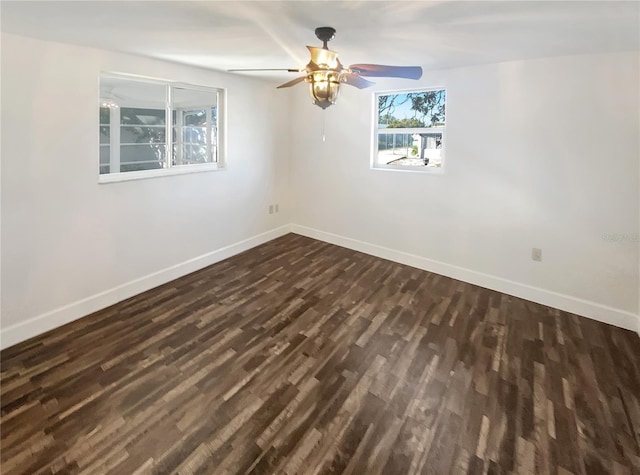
[308,71,341,109]
[100,99,119,109]
[235,27,422,110]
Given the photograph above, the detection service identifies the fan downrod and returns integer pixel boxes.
[315,27,336,49]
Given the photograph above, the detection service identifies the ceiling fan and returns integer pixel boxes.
[229,27,423,109]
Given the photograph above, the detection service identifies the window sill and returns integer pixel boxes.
[370,164,445,174]
[98,163,224,184]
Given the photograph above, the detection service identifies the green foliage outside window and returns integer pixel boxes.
[378,90,445,128]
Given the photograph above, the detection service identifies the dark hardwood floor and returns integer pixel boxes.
[1,233,639,475]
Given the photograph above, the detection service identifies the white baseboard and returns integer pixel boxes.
[291,224,640,334]
[0,225,292,350]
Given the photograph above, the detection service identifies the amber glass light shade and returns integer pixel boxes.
[308,71,341,109]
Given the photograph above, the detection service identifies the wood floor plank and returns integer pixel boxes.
[1,233,639,474]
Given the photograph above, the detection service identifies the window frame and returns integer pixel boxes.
[98,73,226,184]
[371,87,446,174]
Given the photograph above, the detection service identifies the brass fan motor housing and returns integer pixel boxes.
[315,27,336,49]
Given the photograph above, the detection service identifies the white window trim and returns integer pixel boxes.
[371,87,447,174]
[98,163,223,183]
[98,72,227,184]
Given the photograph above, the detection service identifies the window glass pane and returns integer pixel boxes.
[180,145,209,164]
[378,132,443,168]
[120,144,166,168]
[99,101,112,174]
[99,107,110,125]
[100,126,110,145]
[120,126,166,144]
[172,111,215,165]
[100,77,168,176]
[184,110,207,126]
[172,87,217,109]
[120,108,166,126]
[182,126,207,145]
[100,146,110,165]
[120,162,163,173]
[378,90,445,128]
[100,76,166,115]
[171,87,217,166]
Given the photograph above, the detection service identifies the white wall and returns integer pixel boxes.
[1,33,291,347]
[2,34,638,348]
[289,51,640,332]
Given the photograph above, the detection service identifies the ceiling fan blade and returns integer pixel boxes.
[348,64,423,80]
[342,73,375,89]
[228,68,301,72]
[276,76,307,89]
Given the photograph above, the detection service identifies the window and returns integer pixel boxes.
[99,75,224,182]
[373,88,446,171]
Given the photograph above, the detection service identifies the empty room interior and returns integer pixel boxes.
[1,1,639,474]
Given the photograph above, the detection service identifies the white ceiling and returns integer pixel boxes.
[2,1,639,82]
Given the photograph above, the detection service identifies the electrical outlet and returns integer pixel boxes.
[532,248,542,262]
[275,204,279,213]
[269,205,274,214]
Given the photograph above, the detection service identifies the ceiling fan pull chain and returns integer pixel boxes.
[322,109,326,142]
